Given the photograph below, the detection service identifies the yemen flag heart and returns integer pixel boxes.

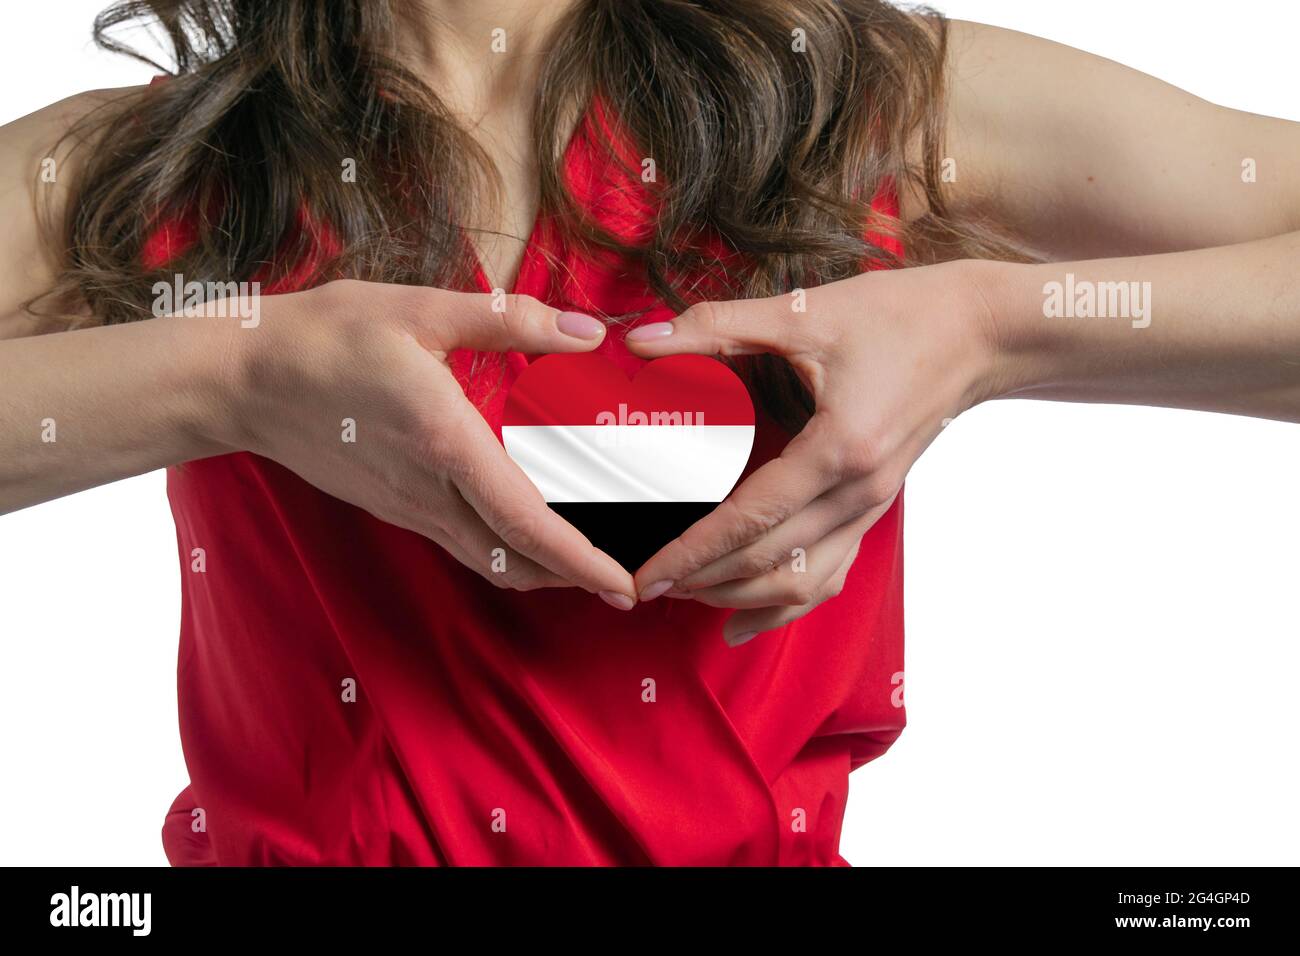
[502,353,756,570]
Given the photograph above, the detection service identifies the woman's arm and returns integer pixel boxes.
[0,284,638,604]
[0,89,232,508]
[0,94,636,605]
[935,20,1300,258]
[938,19,1300,417]
[980,233,1300,421]
[627,235,1300,632]
[628,21,1300,636]
[0,315,240,511]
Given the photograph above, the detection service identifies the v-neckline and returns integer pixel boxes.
[468,203,546,296]
[468,105,589,297]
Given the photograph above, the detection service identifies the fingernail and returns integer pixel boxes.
[725,630,759,648]
[626,321,675,342]
[639,579,675,601]
[599,590,635,611]
[557,311,605,339]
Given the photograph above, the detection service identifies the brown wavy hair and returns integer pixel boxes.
[38,0,1023,429]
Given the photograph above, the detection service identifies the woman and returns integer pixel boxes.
[1,0,1297,865]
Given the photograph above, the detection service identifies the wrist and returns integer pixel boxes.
[168,302,267,458]
[957,257,1055,401]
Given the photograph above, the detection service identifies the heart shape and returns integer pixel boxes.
[502,353,756,570]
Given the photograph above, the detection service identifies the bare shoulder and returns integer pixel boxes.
[0,85,146,207]
[0,86,149,336]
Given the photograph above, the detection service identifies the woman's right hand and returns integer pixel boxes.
[217,279,637,607]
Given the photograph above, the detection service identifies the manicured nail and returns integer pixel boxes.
[639,579,675,601]
[725,630,759,648]
[557,311,605,339]
[599,590,635,611]
[626,321,675,342]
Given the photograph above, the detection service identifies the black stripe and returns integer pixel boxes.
[548,502,718,571]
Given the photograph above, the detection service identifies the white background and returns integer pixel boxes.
[1,1,1297,866]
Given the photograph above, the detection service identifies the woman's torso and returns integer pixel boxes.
[158,98,906,866]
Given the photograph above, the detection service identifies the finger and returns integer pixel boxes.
[623,295,801,358]
[686,516,862,612]
[408,288,608,354]
[724,604,813,647]
[633,415,839,598]
[449,407,637,606]
[679,486,896,591]
[721,539,860,648]
[435,489,571,591]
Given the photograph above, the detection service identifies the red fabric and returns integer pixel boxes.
[502,353,755,427]
[158,97,906,866]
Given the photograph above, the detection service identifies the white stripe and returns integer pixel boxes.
[502,425,755,503]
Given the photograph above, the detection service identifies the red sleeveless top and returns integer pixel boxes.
[152,95,906,866]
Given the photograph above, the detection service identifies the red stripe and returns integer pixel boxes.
[503,353,754,427]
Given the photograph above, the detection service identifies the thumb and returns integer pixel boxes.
[624,297,794,358]
[428,291,607,354]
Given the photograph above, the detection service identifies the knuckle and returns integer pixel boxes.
[437,435,480,485]
[655,537,710,578]
[860,472,898,508]
[831,434,880,480]
[674,519,725,566]
[411,283,450,313]
[437,449,471,486]
[387,284,446,337]
[487,294,544,347]
[420,288,481,343]
[426,447,462,486]
[856,458,902,507]
[713,498,780,547]
[735,548,781,579]
[781,578,819,606]
[682,299,728,338]
[504,293,545,325]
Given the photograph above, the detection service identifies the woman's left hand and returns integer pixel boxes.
[624,259,1010,645]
